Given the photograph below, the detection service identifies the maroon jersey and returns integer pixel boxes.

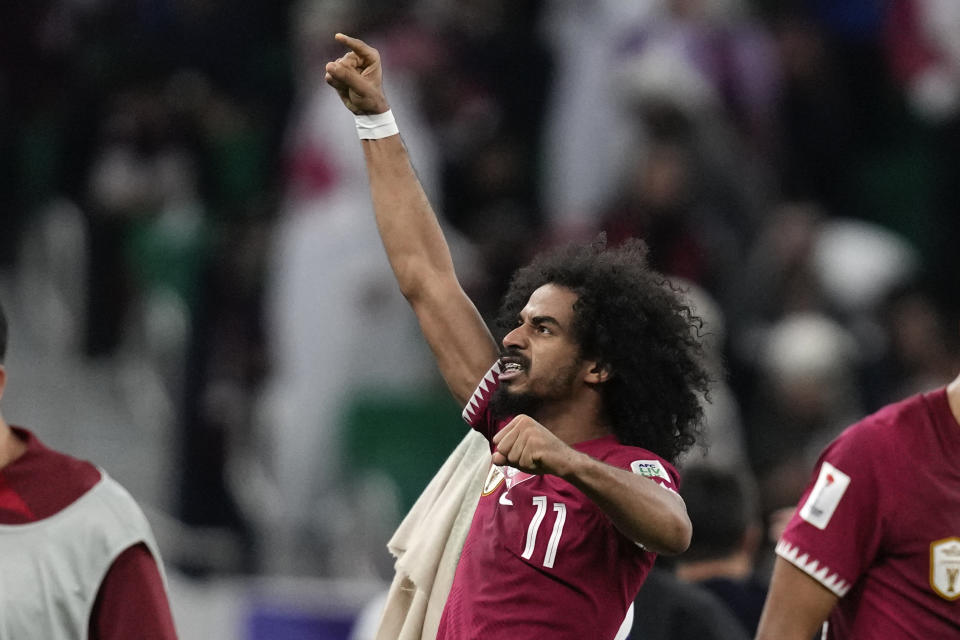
[436,364,679,640]
[778,389,960,638]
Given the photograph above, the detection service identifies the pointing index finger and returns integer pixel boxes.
[335,33,378,65]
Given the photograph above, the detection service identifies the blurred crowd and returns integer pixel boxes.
[2,0,959,632]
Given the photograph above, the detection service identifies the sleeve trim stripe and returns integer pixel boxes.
[776,540,851,597]
[462,361,503,425]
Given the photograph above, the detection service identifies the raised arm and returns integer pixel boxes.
[325,34,498,405]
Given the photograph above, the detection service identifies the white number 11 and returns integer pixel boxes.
[521,496,567,568]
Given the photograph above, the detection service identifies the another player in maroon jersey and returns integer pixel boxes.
[325,34,710,639]
[756,376,960,639]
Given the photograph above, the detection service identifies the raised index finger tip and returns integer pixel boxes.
[334,32,372,54]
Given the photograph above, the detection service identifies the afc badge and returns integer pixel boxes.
[630,460,670,481]
[930,537,960,601]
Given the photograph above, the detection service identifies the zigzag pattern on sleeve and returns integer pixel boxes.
[462,362,503,426]
[776,539,852,597]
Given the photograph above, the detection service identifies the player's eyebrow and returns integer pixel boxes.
[531,315,563,330]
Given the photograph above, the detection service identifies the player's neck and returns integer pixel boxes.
[946,373,960,429]
[0,421,27,471]
[536,396,611,445]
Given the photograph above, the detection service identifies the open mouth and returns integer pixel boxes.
[499,357,527,379]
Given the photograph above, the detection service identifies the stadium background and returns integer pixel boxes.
[1,0,958,637]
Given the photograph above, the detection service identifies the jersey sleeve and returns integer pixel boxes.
[461,361,505,442]
[627,456,680,493]
[90,543,178,640]
[597,446,681,493]
[776,424,883,598]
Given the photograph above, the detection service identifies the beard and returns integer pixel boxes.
[489,386,546,424]
[488,358,582,423]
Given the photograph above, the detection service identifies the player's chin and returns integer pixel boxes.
[501,379,527,394]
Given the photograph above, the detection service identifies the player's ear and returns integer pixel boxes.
[0,365,6,404]
[584,360,613,385]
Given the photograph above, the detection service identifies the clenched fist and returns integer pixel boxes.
[491,415,580,477]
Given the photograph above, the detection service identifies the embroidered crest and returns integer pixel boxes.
[799,461,850,530]
[930,537,960,601]
[481,464,505,496]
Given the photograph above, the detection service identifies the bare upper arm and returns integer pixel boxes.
[409,277,500,407]
[755,555,839,640]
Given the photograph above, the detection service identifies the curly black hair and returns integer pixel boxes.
[495,236,710,464]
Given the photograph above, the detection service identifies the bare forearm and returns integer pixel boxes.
[560,452,691,555]
[326,33,498,403]
[362,135,456,300]
[755,557,836,640]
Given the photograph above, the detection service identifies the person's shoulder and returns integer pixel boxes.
[86,471,150,522]
[837,391,931,446]
[820,390,936,475]
[6,427,102,519]
[23,432,149,525]
[871,390,933,424]
[582,437,664,465]
[584,437,680,486]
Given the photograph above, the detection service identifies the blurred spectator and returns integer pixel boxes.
[884,0,960,308]
[630,563,751,640]
[747,311,864,517]
[886,0,960,125]
[540,0,778,249]
[732,201,828,326]
[728,204,920,414]
[538,0,659,240]
[772,13,855,210]
[598,134,745,300]
[809,217,919,319]
[83,84,210,357]
[175,217,271,575]
[413,0,552,319]
[867,282,960,408]
[674,279,748,468]
[616,0,782,156]
[674,464,768,636]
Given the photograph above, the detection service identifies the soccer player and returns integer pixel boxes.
[0,299,178,639]
[755,373,960,639]
[325,34,711,639]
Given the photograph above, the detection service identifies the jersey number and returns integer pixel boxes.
[521,496,567,568]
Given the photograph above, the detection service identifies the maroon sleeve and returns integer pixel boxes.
[462,362,504,443]
[777,424,883,598]
[89,543,178,640]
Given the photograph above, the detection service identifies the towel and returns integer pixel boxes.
[374,430,491,640]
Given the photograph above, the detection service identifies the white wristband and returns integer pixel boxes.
[355,110,399,140]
